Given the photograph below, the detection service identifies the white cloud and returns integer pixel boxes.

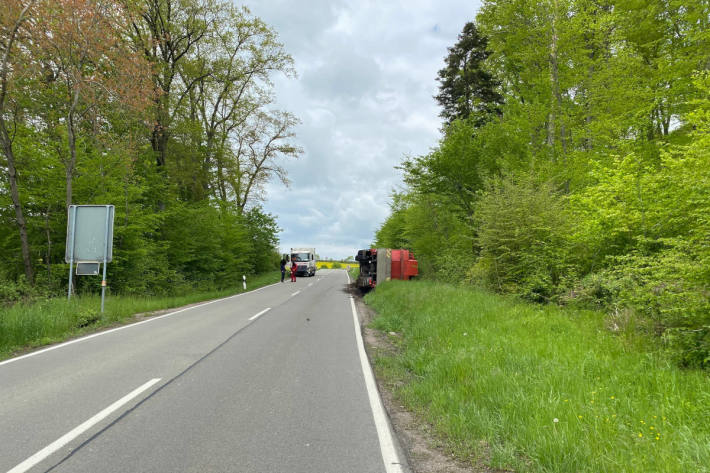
[302,52,381,101]
[240,0,482,259]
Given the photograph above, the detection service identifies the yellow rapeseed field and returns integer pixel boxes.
[315,261,354,269]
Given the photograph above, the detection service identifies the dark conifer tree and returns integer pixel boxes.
[435,22,503,125]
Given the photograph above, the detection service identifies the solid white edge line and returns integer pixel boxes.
[291,290,301,296]
[0,283,282,368]
[248,308,270,321]
[348,280,404,472]
[7,377,161,473]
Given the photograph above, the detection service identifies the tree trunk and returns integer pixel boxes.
[0,0,35,283]
[65,87,80,209]
[216,157,227,202]
[45,206,52,287]
[151,123,168,167]
[65,153,74,209]
[548,0,567,161]
[0,120,34,283]
[65,103,78,296]
[202,130,215,197]
[150,84,170,167]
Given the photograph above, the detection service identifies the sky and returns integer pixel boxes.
[240,0,482,260]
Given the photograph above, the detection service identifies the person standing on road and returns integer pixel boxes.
[280,258,287,282]
[291,260,297,282]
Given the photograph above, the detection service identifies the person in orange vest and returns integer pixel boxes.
[290,260,297,282]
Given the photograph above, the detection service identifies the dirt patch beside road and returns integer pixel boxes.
[349,284,498,473]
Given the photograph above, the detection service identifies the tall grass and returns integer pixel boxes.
[348,265,360,281]
[366,280,710,473]
[0,271,280,360]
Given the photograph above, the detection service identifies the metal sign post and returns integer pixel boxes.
[67,206,78,300]
[101,207,111,313]
[65,205,115,312]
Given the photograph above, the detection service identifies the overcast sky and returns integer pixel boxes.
[240,0,482,260]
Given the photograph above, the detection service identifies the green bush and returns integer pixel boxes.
[472,174,577,302]
[0,275,37,305]
[74,307,101,328]
[606,239,710,368]
[559,271,620,311]
[433,250,474,284]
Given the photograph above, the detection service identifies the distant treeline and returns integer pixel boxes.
[376,1,710,368]
[0,0,300,301]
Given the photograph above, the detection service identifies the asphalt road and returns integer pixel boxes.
[0,270,406,473]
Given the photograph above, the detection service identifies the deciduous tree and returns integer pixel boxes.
[35,0,150,209]
[0,0,37,283]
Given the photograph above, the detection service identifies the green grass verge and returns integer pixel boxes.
[365,280,710,473]
[348,266,359,281]
[0,271,280,361]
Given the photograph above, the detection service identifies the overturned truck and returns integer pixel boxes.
[354,248,418,291]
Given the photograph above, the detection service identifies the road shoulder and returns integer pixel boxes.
[350,285,496,473]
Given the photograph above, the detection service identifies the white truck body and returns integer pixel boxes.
[290,248,317,277]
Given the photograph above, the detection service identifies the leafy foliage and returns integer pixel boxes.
[378,2,710,367]
[0,0,296,301]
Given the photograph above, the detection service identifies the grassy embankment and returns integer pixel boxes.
[0,271,280,361]
[366,280,710,473]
